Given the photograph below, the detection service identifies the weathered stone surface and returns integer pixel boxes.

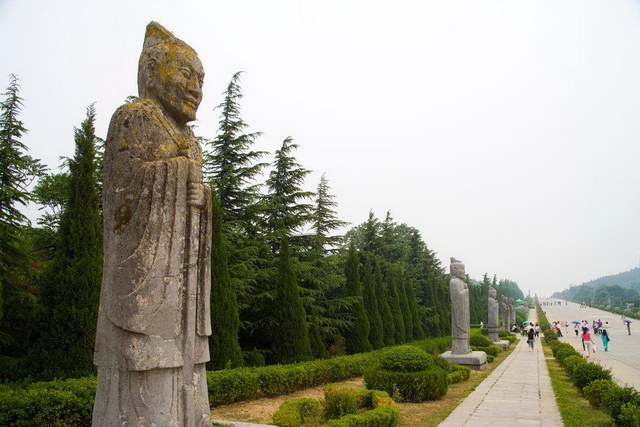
[441,351,488,370]
[449,257,471,355]
[501,295,509,330]
[494,340,510,350]
[488,286,499,342]
[509,297,516,325]
[93,21,212,427]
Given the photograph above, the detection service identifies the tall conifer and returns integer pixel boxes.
[343,242,371,353]
[362,254,384,349]
[375,258,394,346]
[272,238,312,364]
[397,266,413,340]
[30,105,102,379]
[209,187,243,370]
[387,263,405,343]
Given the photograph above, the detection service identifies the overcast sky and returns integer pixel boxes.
[2,0,640,297]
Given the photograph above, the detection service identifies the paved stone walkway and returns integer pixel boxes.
[439,309,562,426]
[542,299,640,390]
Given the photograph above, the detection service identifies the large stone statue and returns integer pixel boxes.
[93,22,212,426]
[449,257,471,354]
[509,297,516,325]
[501,296,509,330]
[441,257,487,370]
[488,287,499,342]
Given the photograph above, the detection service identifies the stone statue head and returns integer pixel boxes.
[138,22,204,126]
[489,287,497,299]
[450,257,465,279]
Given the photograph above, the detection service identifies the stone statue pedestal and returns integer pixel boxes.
[493,340,510,350]
[441,351,488,371]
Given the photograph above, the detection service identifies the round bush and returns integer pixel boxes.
[603,385,640,424]
[272,398,324,427]
[379,346,434,372]
[552,342,575,359]
[572,362,612,391]
[469,334,493,347]
[364,366,448,402]
[433,355,450,372]
[563,355,586,376]
[619,403,640,427]
[583,379,616,409]
[555,345,580,366]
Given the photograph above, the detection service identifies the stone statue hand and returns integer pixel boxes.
[188,182,206,208]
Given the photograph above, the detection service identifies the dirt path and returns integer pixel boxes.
[210,378,365,425]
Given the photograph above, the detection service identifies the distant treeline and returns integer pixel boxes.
[552,267,640,308]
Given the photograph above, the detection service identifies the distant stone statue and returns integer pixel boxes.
[509,297,516,325]
[502,296,509,330]
[93,22,212,426]
[488,287,499,342]
[449,257,471,355]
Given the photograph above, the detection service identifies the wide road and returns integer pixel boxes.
[542,299,640,390]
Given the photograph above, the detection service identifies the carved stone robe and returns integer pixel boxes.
[450,276,471,354]
[93,98,211,426]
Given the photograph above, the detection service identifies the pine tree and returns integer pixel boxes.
[362,254,384,349]
[375,258,394,346]
[0,75,43,323]
[312,173,347,252]
[386,263,405,343]
[309,310,328,359]
[272,238,312,364]
[208,186,243,370]
[30,105,102,379]
[405,276,425,340]
[343,242,371,353]
[397,266,413,340]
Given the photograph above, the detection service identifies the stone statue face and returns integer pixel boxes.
[450,262,465,279]
[489,287,497,299]
[147,47,204,125]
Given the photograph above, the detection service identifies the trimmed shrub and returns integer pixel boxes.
[583,379,616,409]
[409,337,452,355]
[552,343,576,361]
[324,387,359,418]
[543,335,559,347]
[323,406,399,427]
[563,355,587,376]
[486,355,495,363]
[379,346,433,372]
[469,334,493,347]
[619,403,640,427]
[447,365,471,384]
[364,366,448,402]
[272,398,324,427]
[571,362,612,391]
[206,368,260,406]
[244,348,266,367]
[471,345,500,357]
[603,385,640,425]
[432,355,450,372]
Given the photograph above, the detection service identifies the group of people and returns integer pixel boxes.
[580,325,610,357]
[525,322,538,351]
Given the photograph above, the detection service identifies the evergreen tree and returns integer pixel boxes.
[343,242,371,353]
[397,266,413,340]
[386,263,405,343]
[362,254,384,349]
[375,258,395,346]
[265,136,314,242]
[30,105,102,379]
[312,173,347,252]
[309,310,328,359]
[0,75,43,323]
[405,276,425,340]
[208,186,243,370]
[272,238,312,364]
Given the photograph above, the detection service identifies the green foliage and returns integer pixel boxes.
[409,337,452,355]
[343,242,371,354]
[374,259,395,347]
[272,238,312,364]
[362,255,384,349]
[552,343,577,361]
[272,397,324,427]
[469,334,493,347]
[583,379,617,409]
[309,311,329,359]
[486,354,495,363]
[208,186,243,370]
[447,364,471,384]
[244,348,266,367]
[619,403,640,427]
[324,386,360,418]
[0,377,95,426]
[323,406,399,427]
[563,355,587,376]
[379,345,434,372]
[471,345,500,357]
[29,105,102,380]
[571,362,612,391]
[603,385,640,425]
[432,355,450,372]
[364,366,448,402]
[386,263,405,344]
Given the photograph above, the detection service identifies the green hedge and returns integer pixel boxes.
[379,346,434,372]
[272,397,324,427]
[603,385,640,425]
[447,364,471,384]
[323,406,399,427]
[583,379,616,409]
[364,366,448,402]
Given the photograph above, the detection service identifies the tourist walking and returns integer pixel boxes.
[582,329,595,358]
[601,329,610,352]
[574,323,579,336]
[527,324,535,352]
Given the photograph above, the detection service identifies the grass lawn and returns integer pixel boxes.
[542,344,613,426]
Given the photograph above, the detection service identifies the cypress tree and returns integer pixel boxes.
[343,242,371,354]
[397,266,413,340]
[30,105,102,379]
[209,186,243,370]
[309,310,328,359]
[362,254,384,349]
[387,263,405,343]
[405,277,425,340]
[272,238,312,364]
[375,258,394,346]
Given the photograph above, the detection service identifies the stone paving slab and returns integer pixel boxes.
[439,309,562,426]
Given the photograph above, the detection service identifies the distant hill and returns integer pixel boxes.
[552,267,640,304]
